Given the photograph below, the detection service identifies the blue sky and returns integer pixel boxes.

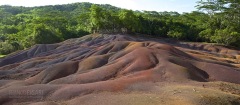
[0,0,199,13]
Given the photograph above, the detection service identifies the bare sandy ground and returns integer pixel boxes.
[0,34,240,105]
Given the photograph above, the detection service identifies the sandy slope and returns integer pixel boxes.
[0,34,240,105]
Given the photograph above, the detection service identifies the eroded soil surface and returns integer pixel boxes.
[0,34,240,105]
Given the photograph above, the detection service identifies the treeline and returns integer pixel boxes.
[0,3,94,54]
[0,0,239,55]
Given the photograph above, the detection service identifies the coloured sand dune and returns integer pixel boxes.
[0,34,240,105]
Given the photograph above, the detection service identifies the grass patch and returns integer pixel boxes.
[0,55,6,58]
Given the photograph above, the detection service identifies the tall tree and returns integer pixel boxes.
[196,0,240,45]
[118,9,141,33]
[89,4,103,33]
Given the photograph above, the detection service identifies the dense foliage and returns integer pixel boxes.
[0,0,239,55]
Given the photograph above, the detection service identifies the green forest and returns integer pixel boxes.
[0,0,239,55]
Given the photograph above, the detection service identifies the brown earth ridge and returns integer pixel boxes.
[0,34,240,105]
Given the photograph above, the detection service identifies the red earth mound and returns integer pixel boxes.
[0,34,240,105]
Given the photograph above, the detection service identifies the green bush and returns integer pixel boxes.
[210,28,240,46]
[167,30,183,39]
[32,24,63,44]
[0,42,15,55]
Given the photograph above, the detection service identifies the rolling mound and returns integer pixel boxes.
[0,34,240,105]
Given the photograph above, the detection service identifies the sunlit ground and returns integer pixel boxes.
[0,55,5,58]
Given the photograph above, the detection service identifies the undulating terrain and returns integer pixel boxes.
[0,34,240,105]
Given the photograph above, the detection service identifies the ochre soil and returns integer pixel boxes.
[0,34,240,105]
